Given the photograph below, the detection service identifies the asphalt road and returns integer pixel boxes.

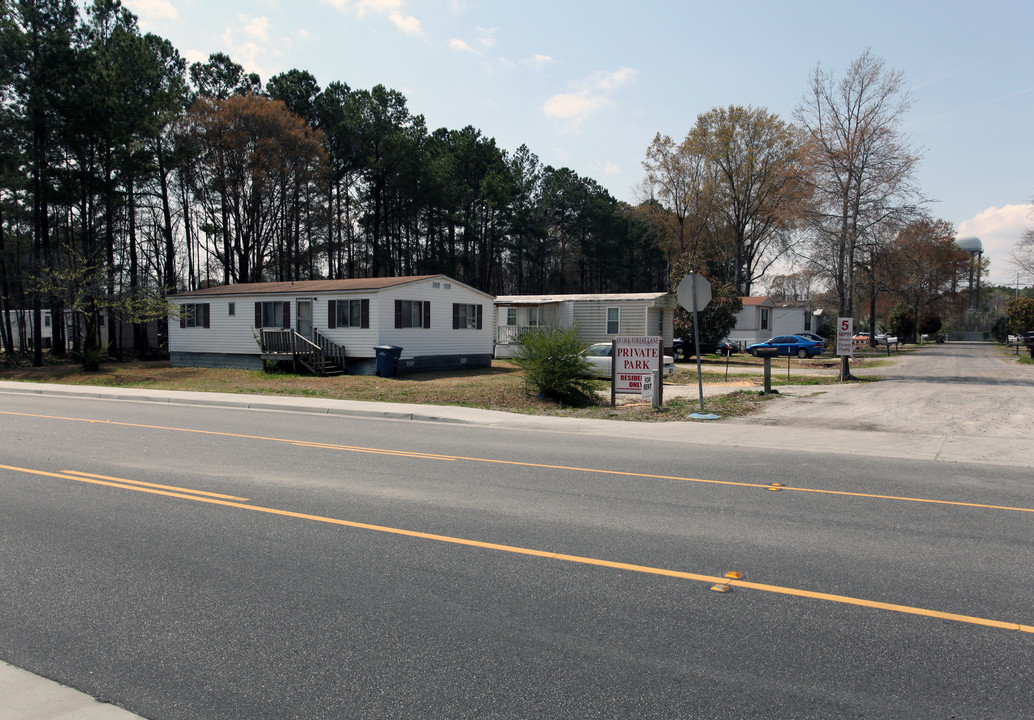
[2,358,1033,719]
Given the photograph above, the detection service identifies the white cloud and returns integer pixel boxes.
[243,16,271,41]
[520,54,555,69]
[220,15,291,82]
[122,0,177,29]
[592,67,637,91]
[543,67,638,130]
[449,27,496,55]
[957,204,1033,284]
[322,0,424,37]
[543,93,608,122]
[183,48,207,65]
[389,13,424,36]
[474,27,496,50]
[356,0,402,14]
[221,32,270,75]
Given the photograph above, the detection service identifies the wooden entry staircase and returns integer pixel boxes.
[258,329,347,376]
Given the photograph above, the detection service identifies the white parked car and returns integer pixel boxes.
[582,342,676,379]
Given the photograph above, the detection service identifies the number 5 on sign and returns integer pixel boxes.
[836,317,854,357]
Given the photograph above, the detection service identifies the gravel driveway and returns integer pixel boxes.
[737,341,1034,439]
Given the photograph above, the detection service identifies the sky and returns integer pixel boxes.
[123,0,1034,287]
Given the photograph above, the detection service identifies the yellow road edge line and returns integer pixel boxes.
[3,410,1033,514]
[5,461,1032,635]
[59,470,250,501]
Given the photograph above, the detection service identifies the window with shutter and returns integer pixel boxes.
[257,301,290,329]
[180,303,211,329]
[397,300,429,328]
[452,303,480,329]
[333,299,369,328]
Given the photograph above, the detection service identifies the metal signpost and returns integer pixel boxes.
[676,273,717,420]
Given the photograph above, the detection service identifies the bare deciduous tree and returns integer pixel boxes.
[639,132,711,261]
[1010,201,1034,284]
[688,105,811,295]
[795,48,925,379]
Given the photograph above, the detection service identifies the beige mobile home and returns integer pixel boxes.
[493,292,676,358]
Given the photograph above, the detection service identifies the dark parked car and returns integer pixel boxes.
[674,337,738,359]
[746,335,825,359]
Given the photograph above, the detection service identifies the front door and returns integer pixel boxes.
[296,299,312,339]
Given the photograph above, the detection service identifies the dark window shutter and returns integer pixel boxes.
[476,304,483,330]
[452,303,459,330]
[282,302,290,329]
[328,300,337,329]
[255,302,262,328]
[360,299,370,328]
[203,304,211,328]
[180,305,186,329]
[423,301,431,329]
[395,299,403,328]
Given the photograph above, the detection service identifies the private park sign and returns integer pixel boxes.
[610,335,664,408]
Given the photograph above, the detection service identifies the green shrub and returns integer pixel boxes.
[511,326,598,406]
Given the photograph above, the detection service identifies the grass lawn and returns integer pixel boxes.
[0,354,861,422]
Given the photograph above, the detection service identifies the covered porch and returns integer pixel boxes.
[493,301,563,357]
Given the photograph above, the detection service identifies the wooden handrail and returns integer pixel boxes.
[260,328,348,376]
[313,329,347,371]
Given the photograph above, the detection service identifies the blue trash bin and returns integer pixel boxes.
[373,345,403,377]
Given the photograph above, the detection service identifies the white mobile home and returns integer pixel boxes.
[727,296,776,347]
[770,300,824,338]
[169,275,494,375]
[727,297,825,346]
[493,292,676,357]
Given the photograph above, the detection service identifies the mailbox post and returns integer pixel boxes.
[753,346,780,393]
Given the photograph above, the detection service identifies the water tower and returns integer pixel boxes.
[957,236,982,309]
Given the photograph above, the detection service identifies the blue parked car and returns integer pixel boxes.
[746,335,825,359]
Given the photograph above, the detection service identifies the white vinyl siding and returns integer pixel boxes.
[570,300,651,339]
[170,277,493,361]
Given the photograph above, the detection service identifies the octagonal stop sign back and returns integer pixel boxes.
[677,273,712,311]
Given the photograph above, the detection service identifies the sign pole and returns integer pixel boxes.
[676,272,718,420]
[610,338,616,407]
[691,272,705,414]
[656,337,663,408]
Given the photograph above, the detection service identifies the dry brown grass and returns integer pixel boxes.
[0,355,781,421]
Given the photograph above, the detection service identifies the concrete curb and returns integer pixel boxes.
[0,661,146,720]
